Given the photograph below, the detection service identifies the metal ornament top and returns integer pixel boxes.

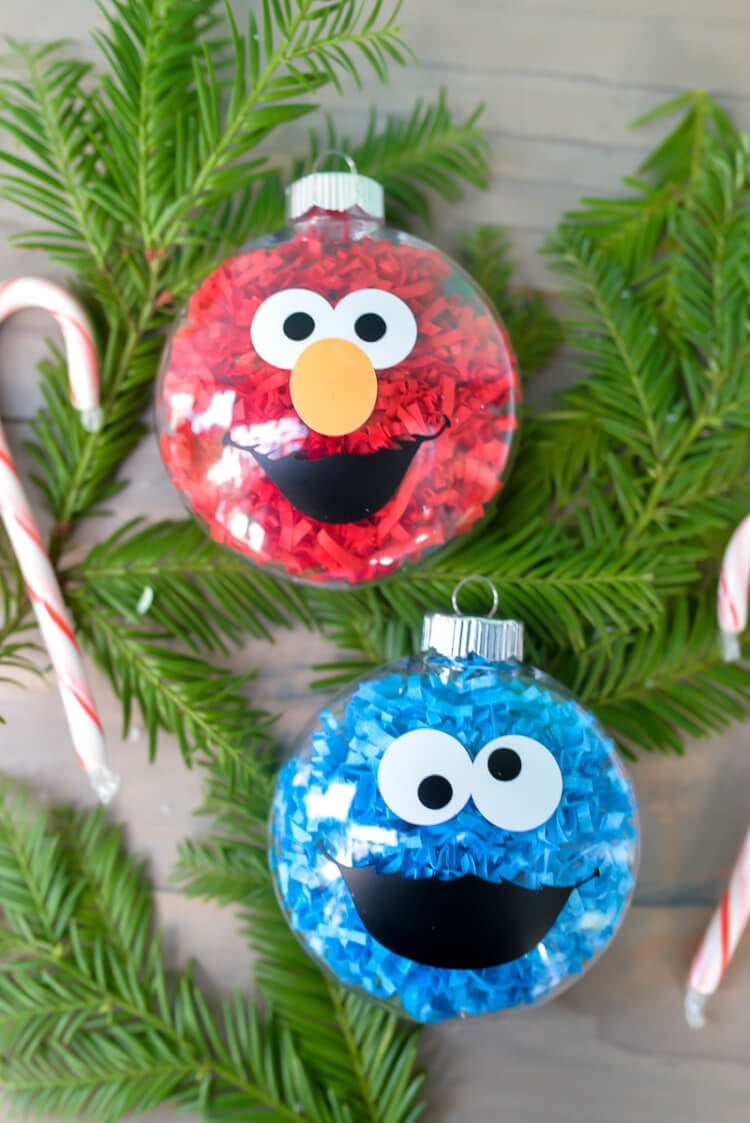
[421,576,524,663]
[286,152,385,222]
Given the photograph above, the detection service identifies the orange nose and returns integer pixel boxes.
[290,338,378,437]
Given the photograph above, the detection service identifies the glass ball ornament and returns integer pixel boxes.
[269,582,641,1023]
[156,163,519,585]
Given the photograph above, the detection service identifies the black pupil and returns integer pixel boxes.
[355,312,387,342]
[283,311,315,341]
[417,774,453,810]
[487,747,522,782]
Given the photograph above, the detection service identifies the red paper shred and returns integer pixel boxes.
[157,224,520,584]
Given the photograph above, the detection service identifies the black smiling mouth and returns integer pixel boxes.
[328,854,599,970]
[223,416,450,525]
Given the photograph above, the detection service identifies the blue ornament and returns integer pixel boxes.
[269,589,640,1023]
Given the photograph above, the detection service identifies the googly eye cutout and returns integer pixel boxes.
[250,289,334,369]
[377,729,472,826]
[334,289,418,369]
[471,735,563,832]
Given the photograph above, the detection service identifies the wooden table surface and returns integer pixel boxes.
[2,2,750,1120]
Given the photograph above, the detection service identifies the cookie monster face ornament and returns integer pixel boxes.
[156,168,519,585]
[270,596,640,1023]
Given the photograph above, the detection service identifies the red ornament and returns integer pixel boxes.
[157,170,520,584]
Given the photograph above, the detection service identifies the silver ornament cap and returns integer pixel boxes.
[421,576,524,662]
[286,152,384,222]
[421,613,524,662]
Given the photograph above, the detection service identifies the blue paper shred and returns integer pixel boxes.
[269,654,640,1024]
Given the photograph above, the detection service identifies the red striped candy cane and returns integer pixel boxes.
[0,277,117,803]
[684,519,750,1026]
[717,514,750,662]
[685,828,750,1028]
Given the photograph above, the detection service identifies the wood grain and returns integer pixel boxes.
[3,1,750,1121]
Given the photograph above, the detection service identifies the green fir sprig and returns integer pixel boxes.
[175,750,425,1123]
[0,782,385,1123]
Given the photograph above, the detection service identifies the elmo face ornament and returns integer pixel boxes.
[157,172,519,584]
[269,612,640,1023]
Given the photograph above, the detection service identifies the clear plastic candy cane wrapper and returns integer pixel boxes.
[269,581,641,1023]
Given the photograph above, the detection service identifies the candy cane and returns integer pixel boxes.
[0,277,117,803]
[683,518,750,1025]
[685,829,750,1028]
[717,513,750,662]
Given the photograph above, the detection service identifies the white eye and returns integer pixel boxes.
[334,289,418,369]
[377,729,472,826]
[471,735,563,832]
[250,289,334,369]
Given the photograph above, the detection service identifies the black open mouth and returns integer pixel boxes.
[329,855,598,970]
[223,417,450,525]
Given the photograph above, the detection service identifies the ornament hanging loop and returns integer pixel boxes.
[451,575,499,619]
[311,149,358,175]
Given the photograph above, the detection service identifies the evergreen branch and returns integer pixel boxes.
[175,837,270,906]
[460,225,563,375]
[0,974,102,1059]
[544,109,750,549]
[0,784,352,1123]
[1,32,178,550]
[503,291,564,378]
[49,807,156,978]
[0,785,80,945]
[639,95,740,324]
[565,595,750,757]
[247,895,424,1123]
[546,227,678,465]
[155,0,409,247]
[0,42,134,320]
[167,168,289,300]
[634,91,740,198]
[304,515,693,687]
[24,327,163,557]
[0,984,344,1123]
[562,93,739,295]
[617,145,750,545]
[66,519,312,654]
[175,752,425,1123]
[560,178,679,283]
[69,596,273,764]
[0,1032,195,1122]
[92,0,222,251]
